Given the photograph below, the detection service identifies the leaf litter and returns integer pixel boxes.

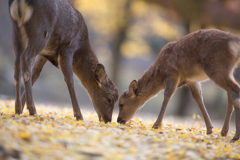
[0,100,239,160]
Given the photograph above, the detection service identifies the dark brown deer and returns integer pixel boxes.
[9,0,119,123]
[117,29,240,142]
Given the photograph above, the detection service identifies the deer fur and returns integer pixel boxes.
[117,29,240,142]
[9,0,119,123]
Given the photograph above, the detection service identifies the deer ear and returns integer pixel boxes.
[95,63,107,87]
[128,80,138,96]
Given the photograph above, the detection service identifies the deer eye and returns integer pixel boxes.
[107,98,112,103]
[119,104,124,108]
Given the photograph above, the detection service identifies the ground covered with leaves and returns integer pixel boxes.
[0,100,239,160]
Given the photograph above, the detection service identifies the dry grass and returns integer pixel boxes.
[0,100,239,160]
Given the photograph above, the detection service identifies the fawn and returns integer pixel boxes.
[9,0,118,123]
[117,29,240,142]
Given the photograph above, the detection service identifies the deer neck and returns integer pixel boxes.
[72,42,99,94]
[137,65,164,101]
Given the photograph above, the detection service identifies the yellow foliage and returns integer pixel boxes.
[74,0,128,34]
[121,40,151,59]
[0,100,239,159]
[73,0,182,59]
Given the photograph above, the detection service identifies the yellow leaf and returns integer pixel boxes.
[2,108,8,113]
[128,130,132,134]
[129,148,137,153]
[100,121,105,127]
[111,122,117,127]
[19,131,31,141]
[151,128,158,132]
[181,133,188,138]
[193,113,196,119]
[213,128,218,132]
[51,122,56,127]
[11,121,18,126]
[46,129,53,135]
[152,137,158,142]
[204,139,210,143]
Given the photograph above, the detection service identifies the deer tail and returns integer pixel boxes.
[228,41,240,64]
[9,0,34,27]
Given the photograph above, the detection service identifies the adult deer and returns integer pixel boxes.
[9,0,118,123]
[117,29,240,142]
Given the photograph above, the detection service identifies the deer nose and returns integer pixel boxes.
[117,117,121,123]
[117,117,126,124]
[117,117,125,123]
[102,116,111,123]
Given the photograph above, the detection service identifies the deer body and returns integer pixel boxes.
[9,0,118,123]
[117,29,240,142]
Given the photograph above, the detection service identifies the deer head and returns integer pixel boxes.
[117,80,143,123]
[92,64,119,123]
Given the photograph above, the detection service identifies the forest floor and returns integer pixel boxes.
[0,100,239,160]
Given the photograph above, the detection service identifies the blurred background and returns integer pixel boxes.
[1,0,240,123]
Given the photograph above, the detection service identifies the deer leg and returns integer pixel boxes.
[12,22,25,115]
[220,82,239,142]
[209,75,240,142]
[59,49,83,120]
[14,55,22,114]
[20,49,37,115]
[232,107,240,142]
[152,77,179,129]
[221,93,234,136]
[21,55,47,110]
[20,34,49,115]
[187,82,213,134]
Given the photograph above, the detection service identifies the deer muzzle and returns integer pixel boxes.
[117,117,126,124]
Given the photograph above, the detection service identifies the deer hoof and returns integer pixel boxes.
[28,106,37,115]
[152,124,159,129]
[75,114,83,121]
[15,102,22,114]
[230,137,239,143]
[206,128,213,135]
[230,133,239,143]
[221,130,228,137]
[15,109,22,115]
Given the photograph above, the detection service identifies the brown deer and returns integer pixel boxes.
[117,29,240,142]
[9,0,119,123]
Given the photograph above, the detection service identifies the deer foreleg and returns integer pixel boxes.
[187,82,213,134]
[59,48,83,120]
[152,76,179,129]
[21,55,47,110]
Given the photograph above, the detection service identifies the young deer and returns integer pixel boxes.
[117,29,240,142]
[9,0,118,123]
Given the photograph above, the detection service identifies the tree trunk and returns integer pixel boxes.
[111,1,131,86]
[175,22,192,116]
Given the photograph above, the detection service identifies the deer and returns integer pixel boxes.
[9,0,119,123]
[117,29,240,142]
